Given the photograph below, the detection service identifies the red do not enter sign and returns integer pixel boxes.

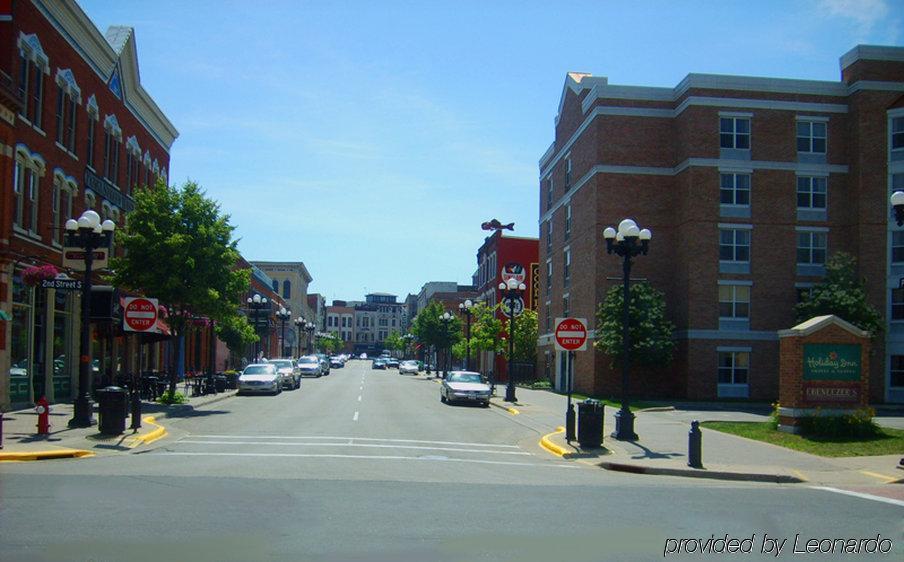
[555,317,588,351]
[123,297,159,332]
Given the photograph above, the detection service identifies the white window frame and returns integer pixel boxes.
[718,284,750,320]
[796,229,827,266]
[719,115,750,150]
[796,117,827,154]
[893,231,904,264]
[563,248,571,288]
[719,227,751,263]
[719,172,750,207]
[564,154,572,189]
[564,203,572,240]
[546,260,552,297]
[796,176,827,210]
[718,349,750,386]
[892,116,904,152]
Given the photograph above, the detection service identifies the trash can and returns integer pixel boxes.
[577,399,604,449]
[97,386,127,435]
[214,374,227,393]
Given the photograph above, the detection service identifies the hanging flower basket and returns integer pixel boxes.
[22,265,59,287]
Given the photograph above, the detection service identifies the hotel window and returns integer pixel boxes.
[720,173,750,206]
[563,249,571,288]
[893,117,904,151]
[546,219,552,253]
[890,356,904,388]
[892,289,904,321]
[546,177,553,210]
[796,120,827,154]
[546,261,552,297]
[796,231,826,265]
[797,177,827,210]
[545,303,551,332]
[565,156,572,189]
[718,351,749,385]
[563,294,570,317]
[564,204,571,241]
[720,117,750,149]
[719,285,750,320]
[719,228,750,263]
[893,232,904,263]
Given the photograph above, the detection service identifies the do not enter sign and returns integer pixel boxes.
[123,297,159,333]
[555,317,588,351]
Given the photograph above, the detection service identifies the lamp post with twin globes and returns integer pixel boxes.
[498,278,526,403]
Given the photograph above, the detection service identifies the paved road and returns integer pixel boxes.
[1,360,901,561]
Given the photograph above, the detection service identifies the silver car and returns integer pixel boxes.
[398,360,419,375]
[440,371,491,407]
[269,359,300,390]
[296,355,322,377]
[238,363,281,395]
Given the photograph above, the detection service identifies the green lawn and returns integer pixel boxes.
[702,421,904,457]
[570,393,657,412]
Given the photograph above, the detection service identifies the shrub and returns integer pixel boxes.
[799,407,879,439]
[769,402,780,430]
[157,390,187,405]
[518,379,552,390]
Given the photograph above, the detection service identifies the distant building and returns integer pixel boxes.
[325,302,355,353]
[307,293,326,331]
[250,261,313,323]
[353,293,405,354]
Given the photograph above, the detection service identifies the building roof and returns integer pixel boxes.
[778,315,869,339]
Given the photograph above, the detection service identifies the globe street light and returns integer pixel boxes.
[458,299,474,371]
[401,333,415,359]
[891,191,904,226]
[293,317,305,357]
[498,278,526,403]
[439,311,454,379]
[66,210,115,428]
[603,218,652,441]
[246,294,269,362]
[276,306,291,358]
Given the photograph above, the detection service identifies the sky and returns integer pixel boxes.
[77,0,902,303]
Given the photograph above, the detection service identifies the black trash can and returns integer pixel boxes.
[214,375,227,393]
[577,399,604,449]
[97,386,127,435]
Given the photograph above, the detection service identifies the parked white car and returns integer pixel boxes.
[399,360,419,375]
[238,364,281,395]
[269,358,300,390]
[297,355,322,377]
[440,371,491,407]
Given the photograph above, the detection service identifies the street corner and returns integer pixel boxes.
[488,397,520,415]
[598,460,806,484]
[541,426,613,460]
[126,416,168,449]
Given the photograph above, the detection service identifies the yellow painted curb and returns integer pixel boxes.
[0,449,95,462]
[860,470,898,484]
[128,416,167,448]
[506,407,520,415]
[539,426,568,458]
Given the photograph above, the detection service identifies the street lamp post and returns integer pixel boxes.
[305,321,316,354]
[439,312,454,378]
[66,210,115,428]
[246,294,269,362]
[892,191,904,226]
[498,278,526,403]
[458,299,473,371]
[293,317,305,357]
[603,218,652,441]
[276,307,291,357]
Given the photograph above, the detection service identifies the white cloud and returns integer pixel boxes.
[818,0,890,37]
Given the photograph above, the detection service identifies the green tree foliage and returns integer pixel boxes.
[411,300,461,351]
[319,332,342,354]
[795,252,883,337]
[383,331,404,356]
[511,309,538,362]
[595,283,675,369]
[111,180,249,393]
[469,302,504,355]
[215,314,258,359]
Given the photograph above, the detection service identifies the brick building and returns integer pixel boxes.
[473,230,538,381]
[1,0,177,407]
[325,302,355,353]
[538,44,904,403]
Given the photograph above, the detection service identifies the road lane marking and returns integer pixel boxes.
[811,486,904,507]
[859,470,899,484]
[358,395,362,402]
[159,451,578,468]
[188,435,522,448]
[353,411,359,421]
[177,441,532,455]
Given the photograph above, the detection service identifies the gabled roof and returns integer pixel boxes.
[555,72,606,127]
[778,315,869,339]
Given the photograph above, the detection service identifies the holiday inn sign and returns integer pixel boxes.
[802,344,861,381]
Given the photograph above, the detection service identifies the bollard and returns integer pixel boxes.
[565,402,576,442]
[130,384,142,431]
[688,420,703,468]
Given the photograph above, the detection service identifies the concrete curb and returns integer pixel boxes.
[637,406,676,413]
[539,426,567,457]
[128,416,167,448]
[488,400,520,415]
[0,448,95,462]
[147,390,237,421]
[599,461,805,484]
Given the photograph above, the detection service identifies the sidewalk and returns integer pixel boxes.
[0,389,236,461]
[490,386,904,487]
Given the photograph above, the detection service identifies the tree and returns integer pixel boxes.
[111,179,250,394]
[795,252,883,337]
[469,302,505,356]
[595,283,675,369]
[511,309,538,363]
[320,332,342,354]
[215,314,258,362]
[411,300,461,353]
[383,331,405,357]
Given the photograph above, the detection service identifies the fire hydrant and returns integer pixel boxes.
[36,396,50,435]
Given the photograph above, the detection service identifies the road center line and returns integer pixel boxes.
[353,411,359,422]
[358,395,362,402]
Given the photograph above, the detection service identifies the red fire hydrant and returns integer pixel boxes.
[36,396,50,435]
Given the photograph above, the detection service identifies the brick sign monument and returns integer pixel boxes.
[777,315,870,433]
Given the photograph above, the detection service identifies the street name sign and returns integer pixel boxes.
[63,247,109,271]
[123,297,159,333]
[40,277,82,291]
[555,317,588,351]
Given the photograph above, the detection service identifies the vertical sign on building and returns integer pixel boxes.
[530,263,539,311]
